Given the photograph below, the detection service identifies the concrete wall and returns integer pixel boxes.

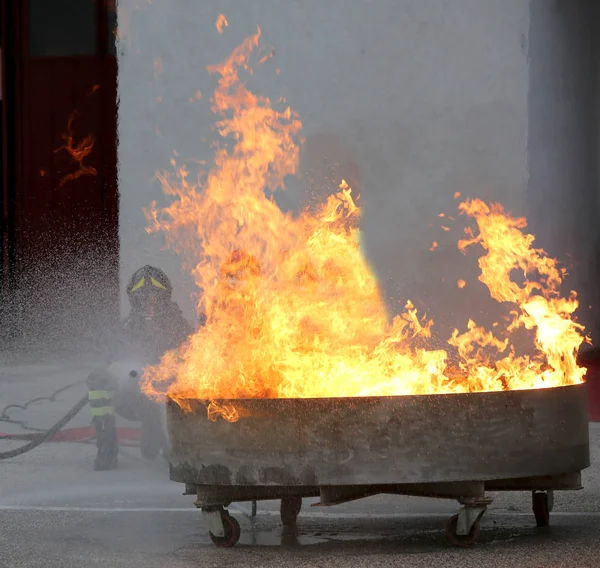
[116,0,599,341]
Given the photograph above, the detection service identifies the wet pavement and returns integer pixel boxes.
[1,361,600,567]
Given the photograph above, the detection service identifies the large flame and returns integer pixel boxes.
[141,27,587,420]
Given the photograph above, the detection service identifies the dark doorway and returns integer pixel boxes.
[1,0,119,352]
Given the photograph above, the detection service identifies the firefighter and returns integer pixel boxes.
[87,265,194,471]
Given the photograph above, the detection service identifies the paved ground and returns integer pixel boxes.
[1,357,600,567]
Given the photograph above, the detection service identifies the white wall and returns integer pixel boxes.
[118,0,582,341]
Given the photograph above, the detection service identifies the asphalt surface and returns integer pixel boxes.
[1,360,600,567]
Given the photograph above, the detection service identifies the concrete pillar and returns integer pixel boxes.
[527,0,599,339]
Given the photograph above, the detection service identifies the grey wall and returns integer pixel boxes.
[116,0,598,342]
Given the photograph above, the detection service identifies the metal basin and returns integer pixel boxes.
[167,383,589,487]
[166,383,589,547]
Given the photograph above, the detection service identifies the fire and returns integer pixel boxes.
[216,14,228,34]
[54,110,97,187]
[140,27,587,420]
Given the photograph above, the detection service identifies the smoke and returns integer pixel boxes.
[115,0,600,354]
[116,0,532,339]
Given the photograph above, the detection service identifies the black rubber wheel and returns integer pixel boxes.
[209,513,241,548]
[445,513,480,547]
[280,496,303,526]
[532,492,550,527]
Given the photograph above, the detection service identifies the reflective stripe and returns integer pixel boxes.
[91,406,115,417]
[89,399,113,409]
[130,277,145,292]
[151,277,166,290]
[88,390,115,401]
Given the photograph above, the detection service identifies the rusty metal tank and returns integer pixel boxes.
[165,383,590,547]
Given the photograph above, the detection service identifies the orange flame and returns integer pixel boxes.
[216,14,228,34]
[54,110,97,187]
[141,28,587,420]
[258,47,276,65]
[189,90,202,103]
[207,400,239,422]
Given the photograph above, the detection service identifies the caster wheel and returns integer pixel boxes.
[280,497,302,526]
[532,492,550,527]
[209,513,241,548]
[445,513,480,547]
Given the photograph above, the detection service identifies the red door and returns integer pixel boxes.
[9,0,119,346]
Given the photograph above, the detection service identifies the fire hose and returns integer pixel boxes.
[0,379,261,516]
[0,385,143,460]
[0,393,90,460]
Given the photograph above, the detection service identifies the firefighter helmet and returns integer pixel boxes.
[126,265,172,317]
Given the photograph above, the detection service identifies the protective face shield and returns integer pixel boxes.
[129,290,161,319]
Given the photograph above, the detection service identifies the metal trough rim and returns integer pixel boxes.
[169,382,585,405]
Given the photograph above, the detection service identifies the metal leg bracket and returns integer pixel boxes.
[456,497,492,536]
[546,489,554,512]
[201,508,225,537]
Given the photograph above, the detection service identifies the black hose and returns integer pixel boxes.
[1,380,85,432]
[0,395,89,460]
